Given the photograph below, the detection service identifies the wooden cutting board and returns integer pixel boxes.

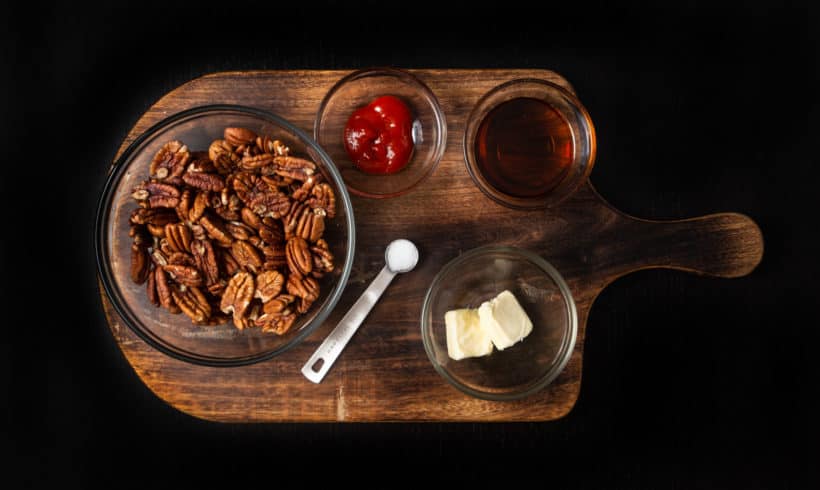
[99,69,763,422]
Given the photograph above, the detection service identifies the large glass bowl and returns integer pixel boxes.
[421,246,577,400]
[95,105,355,367]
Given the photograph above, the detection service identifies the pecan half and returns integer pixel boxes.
[209,139,239,175]
[255,136,285,155]
[224,127,257,146]
[209,191,241,221]
[146,223,166,238]
[191,239,219,285]
[167,251,196,267]
[146,268,159,306]
[297,206,325,242]
[133,182,180,209]
[232,171,261,203]
[182,171,225,192]
[260,241,286,258]
[130,243,150,284]
[221,249,240,276]
[162,264,203,287]
[286,273,319,302]
[130,208,178,226]
[187,191,208,222]
[207,280,227,298]
[176,189,192,221]
[282,202,304,240]
[259,217,284,244]
[259,314,296,335]
[285,237,312,277]
[250,190,290,219]
[225,221,255,241]
[292,175,319,201]
[234,171,291,218]
[311,238,335,276]
[296,297,314,314]
[239,154,274,171]
[230,240,262,273]
[272,155,315,181]
[155,267,180,313]
[199,214,233,247]
[150,141,189,181]
[240,207,262,229]
[167,252,195,269]
[260,174,293,189]
[284,202,324,242]
[254,270,284,303]
[187,151,217,173]
[262,245,287,270]
[164,223,192,253]
[172,286,211,323]
[256,294,297,333]
[220,271,255,330]
[308,182,337,218]
[262,294,294,315]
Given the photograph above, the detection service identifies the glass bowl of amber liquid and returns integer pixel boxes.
[464,79,596,209]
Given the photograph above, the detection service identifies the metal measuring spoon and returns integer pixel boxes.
[301,239,419,384]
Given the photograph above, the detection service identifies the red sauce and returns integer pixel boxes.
[343,95,414,174]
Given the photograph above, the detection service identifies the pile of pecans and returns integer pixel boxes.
[128,127,337,334]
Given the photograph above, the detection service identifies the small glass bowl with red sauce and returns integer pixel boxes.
[314,68,447,198]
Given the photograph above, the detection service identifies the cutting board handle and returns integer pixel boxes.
[614,212,764,279]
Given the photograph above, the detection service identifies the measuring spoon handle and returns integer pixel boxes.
[301,266,396,384]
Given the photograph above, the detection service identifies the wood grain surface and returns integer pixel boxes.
[99,69,763,422]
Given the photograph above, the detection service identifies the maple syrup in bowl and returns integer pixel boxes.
[464,79,596,209]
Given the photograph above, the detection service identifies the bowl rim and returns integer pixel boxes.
[462,78,597,210]
[313,66,448,199]
[95,104,356,367]
[420,245,578,401]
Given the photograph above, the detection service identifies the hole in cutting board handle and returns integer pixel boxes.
[311,358,325,373]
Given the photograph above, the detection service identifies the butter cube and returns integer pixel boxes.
[445,308,493,360]
[478,290,533,350]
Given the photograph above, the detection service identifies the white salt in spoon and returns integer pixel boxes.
[301,239,419,384]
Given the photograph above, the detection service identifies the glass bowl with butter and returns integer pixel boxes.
[421,246,577,401]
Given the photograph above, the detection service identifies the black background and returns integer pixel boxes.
[4,0,819,487]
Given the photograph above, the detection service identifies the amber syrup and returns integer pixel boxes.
[475,97,574,198]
